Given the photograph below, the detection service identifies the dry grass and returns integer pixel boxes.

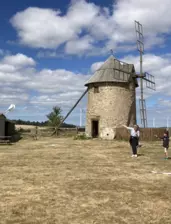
[0,138,171,224]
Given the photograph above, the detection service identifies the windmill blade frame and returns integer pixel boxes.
[143,72,156,90]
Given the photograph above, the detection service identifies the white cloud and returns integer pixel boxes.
[65,35,94,55]
[36,51,66,58]
[0,64,16,73]
[10,1,98,49]
[0,92,29,106]
[120,54,171,98]
[0,53,36,86]
[111,0,171,41]
[0,52,90,117]
[30,91,84,108]
[122,54,170,73]
[2,53,36,68]
[10,0,171,55]
[23,69,89,94]
[10,7,75,48]
[90,61,103,73]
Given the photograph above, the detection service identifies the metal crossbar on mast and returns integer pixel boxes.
[135,20,147,128]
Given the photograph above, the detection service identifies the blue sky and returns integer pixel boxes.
[0,0,171,127]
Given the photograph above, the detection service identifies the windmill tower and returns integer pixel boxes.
[135,21,156,127]
[85,55,138,139]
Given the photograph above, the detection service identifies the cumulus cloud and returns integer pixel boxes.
[65,35,94,55]
[121,54,171,97]
[0,52,90,115]
[90,61,103,73]
[23,69,89,94]
[0,53,36,85]
[30,91,85,108]
[36,51,66,58]
[2,53,36,68]
[10,1,99,49]
[10,0,171,55]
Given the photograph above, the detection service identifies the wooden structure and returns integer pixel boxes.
[115,127,167,141]
[0,114,15,143]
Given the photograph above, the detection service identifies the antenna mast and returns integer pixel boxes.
[135,20,147,128]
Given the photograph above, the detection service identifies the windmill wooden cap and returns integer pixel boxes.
[85,55,138,87]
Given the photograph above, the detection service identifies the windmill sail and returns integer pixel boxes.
[143,72,156,90]
[4,104,15,114]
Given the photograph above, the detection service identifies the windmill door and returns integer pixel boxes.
[92,120,99,138]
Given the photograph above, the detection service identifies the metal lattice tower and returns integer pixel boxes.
[135,21,156,128]
[135,21,147,127]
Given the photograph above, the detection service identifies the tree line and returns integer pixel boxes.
[12,106,76,128]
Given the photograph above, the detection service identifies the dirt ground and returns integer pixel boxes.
[0,138,171,224]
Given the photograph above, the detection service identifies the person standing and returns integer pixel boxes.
[136,125,141,149]
[155,130,169,159]
[122,125,140,157]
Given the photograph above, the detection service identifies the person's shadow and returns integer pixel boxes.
[137,153,144,156]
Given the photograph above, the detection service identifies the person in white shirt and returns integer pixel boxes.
[122,125,140,157]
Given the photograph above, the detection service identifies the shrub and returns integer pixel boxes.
[74,133,91,140]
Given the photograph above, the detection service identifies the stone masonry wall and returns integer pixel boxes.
[85,82,137,138]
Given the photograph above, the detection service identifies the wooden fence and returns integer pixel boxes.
[18,126,170,141]
[115,128,168,141]
[19,127,85,138]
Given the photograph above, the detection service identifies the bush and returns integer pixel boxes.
[74,133,91,140]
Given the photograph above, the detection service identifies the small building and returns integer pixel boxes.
[0,114,15,137]
[85,55,138,140]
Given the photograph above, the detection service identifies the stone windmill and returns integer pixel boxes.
[58,55,138,139]
[84,55,138,139]
[58,53,155,139]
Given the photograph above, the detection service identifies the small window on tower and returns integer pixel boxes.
[94,86,99,93]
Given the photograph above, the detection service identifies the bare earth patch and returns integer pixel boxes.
[0,138,171,224]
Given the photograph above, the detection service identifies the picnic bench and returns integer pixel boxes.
[0,136,12,144]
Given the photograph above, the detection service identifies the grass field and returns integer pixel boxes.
[0,138,171,224]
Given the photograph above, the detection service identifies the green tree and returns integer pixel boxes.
[46,106,63,135]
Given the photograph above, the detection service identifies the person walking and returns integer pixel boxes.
[122,124,140,157]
